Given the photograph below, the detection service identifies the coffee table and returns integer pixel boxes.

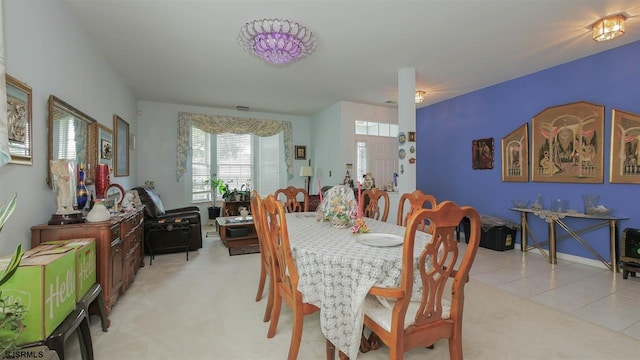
[216,216,259,255]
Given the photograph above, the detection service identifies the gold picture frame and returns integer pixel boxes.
[501,123,529,182]
[113,115,129,177]
[6,74,33,165]
[609,109,640,183]
[295,145,306,160]
[531,101,604,183]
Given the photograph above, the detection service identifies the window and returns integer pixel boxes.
[190,126,283,203]
[217,133,253,192]
[55,117,77,159]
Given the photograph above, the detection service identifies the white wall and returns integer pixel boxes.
[311,101,397,190]
[0,0,137,255]
[310,102,341,189]
[136,101,311,217]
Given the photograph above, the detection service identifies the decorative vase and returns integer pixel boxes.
[86,200,111,222]
[76,166,89,210]
[531,193,544,210]
[95,164,110,199]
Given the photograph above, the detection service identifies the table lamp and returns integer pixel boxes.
[300,165,313,194]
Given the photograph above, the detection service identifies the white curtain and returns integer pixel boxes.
[0,0,11,167]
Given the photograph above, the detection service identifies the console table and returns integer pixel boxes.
[510,207,627,272]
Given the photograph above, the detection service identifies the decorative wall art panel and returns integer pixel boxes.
[531,101,604,183]
[501,123,529,182]
[609,109,640,184]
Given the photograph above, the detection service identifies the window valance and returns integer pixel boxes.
[177,112,293,181]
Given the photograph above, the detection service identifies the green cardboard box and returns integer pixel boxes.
[0,246,76,345]
[42,239,97,302]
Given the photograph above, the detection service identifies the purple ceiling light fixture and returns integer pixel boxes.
[238,19,317,65]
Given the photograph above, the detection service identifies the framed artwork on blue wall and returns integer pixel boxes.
[610,109,640,184]
[531,101,604,183]
[472,137,494,170]
[501,123,529,182]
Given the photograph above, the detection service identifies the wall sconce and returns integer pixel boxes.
[415,90,426,104]
[592,14,626,42]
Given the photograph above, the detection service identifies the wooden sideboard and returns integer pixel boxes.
[31,207,144,315]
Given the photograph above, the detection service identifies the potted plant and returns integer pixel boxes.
[203,173,225,220]
[240,184,250,201]
[0,194,26,355]
[228,188,242,202]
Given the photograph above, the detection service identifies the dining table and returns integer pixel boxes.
[285,213,432,359]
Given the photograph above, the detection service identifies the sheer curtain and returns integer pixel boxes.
[176,112,293,182]
[0,0,11,168]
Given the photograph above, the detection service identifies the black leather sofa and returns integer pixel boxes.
[132,187,203,254]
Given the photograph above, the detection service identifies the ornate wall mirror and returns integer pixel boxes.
[47,95,97,187]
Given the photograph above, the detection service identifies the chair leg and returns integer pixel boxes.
[79,284,110,332]
[367,332,381,351]
[267,290,282,338]
[359,328,371,353]
[263,275,275,323]
[45,308,94,360]
[95,286,110,332]
[449,328,463,360]
[287,306,304,360]
[78,312,95,360]
[326,338,335,360]
[256,262,267,301]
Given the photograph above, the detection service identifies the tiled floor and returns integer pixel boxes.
[469,243,640,339]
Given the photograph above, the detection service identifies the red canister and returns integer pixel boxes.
[95,164,110,199]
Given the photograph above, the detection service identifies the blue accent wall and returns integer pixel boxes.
[416,40,640,262]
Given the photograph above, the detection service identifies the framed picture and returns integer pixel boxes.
[295,145,306,160]
[96,123,113,171]
[472,138,494,170]
[609,109,640,183]
[6,74,33,165]
[113,115,129,177]
[101,139,112,160]
[408,131,416,142]
[501,123,529,182]
[531,101,604,183]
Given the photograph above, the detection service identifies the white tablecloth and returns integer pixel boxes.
[286,213,430,359]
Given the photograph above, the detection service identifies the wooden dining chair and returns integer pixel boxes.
[261,194,319,360]
[274,186,309,213]
[327,200,482,360]
[397,190,437,231]
[250,191,276,323]
[362,188,390,222]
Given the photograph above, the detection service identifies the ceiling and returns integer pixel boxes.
[63,0,640,117]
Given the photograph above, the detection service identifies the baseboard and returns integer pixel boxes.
[514,243,609,270]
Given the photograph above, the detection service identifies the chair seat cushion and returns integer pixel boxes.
[364,295,451,332]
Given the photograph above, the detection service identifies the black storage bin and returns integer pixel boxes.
[227,227,249,238]
[462,215,518,251]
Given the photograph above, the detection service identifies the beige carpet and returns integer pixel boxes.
[65,233,640,359]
